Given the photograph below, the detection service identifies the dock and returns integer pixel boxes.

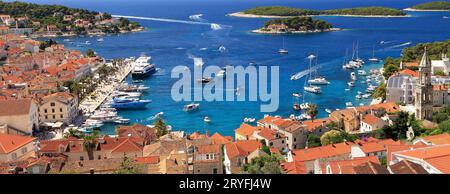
[79,59,135,113]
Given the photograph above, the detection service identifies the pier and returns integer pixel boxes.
[79,59,135,113]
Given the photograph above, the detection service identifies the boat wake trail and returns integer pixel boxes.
[187,53,205,67]
[387,41,412,49]
[113,15,230,30]
[291,66,319,81]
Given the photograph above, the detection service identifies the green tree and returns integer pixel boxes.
[241,154,284,174]
[307,104,318,122]
[383,111,409,140]
[307,134,321,148]
[63,128,84,139]
[434,70,446,76]
[383,63,399,80]
[113,155,145,174]
[433,112,449,124]
[83,130,100,160]
[86,48,96,57]
[154,118,168,137]
[320,129,357,146]
[373,83,387,100]
[439,120,450,132]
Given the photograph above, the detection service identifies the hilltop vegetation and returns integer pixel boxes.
[410,1,450,10]
[401,39,450,62]
[242,6,407,16]
[0,1,141,35]
[264,17,333,31]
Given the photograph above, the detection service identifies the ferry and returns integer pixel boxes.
[107,97,151,109]
[184,103,200,112]
[131,55,156,79]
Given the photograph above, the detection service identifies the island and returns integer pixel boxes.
[253,17,340,34]
[0,1,144,37]
[404,1,450,11]
[229,6,409,18]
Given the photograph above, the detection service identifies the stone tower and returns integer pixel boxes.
[414,49,433,120]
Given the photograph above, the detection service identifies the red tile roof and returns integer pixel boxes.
[0,134,35,154]
[327,156,380,174]
[225,140,262,159]
[399,69,419,77]
[0,99,34,116]
[421,133,450,145]
[281,161,307,174]
[210,132,232,145]
[235,123,259,137]
[135,156,159,164]
[361,114,381,126]
[301,118,332,132]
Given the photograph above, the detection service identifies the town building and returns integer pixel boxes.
[414,50,434,120]
[223,140,266,174]
[0,99,39,135]
[390,144,450,174]
[0,133,36,162]
[431,53,450,75]
[386,73,417,104]
[37,92,79,125]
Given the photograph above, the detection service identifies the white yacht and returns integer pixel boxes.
[304,54,322,94]
[278,37,288,54]
[358,70,367,76]
[184,103,200,112]
[308,76,330,85]
[304,86,321,94]
[347,81,355,87]
[97,38,104,42]
[350,72,357,80]
[131,55,156,79]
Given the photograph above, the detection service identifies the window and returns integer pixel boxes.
[98,155,101,160]
[52,115,55,119]
[21,147,28,154]
[45,115,48,119]
[50,102,55,106]
[60,114,63,118]
[60,108,63,112]
[294,138,297,142]
[52,109,55,113]
[44,109,47,113]
[213,168,218,174]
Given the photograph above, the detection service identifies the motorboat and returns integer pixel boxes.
[304,86,321,94]
[308,76,330,85]
[325,109,332,114]
[362,94,371,99]
[184,103,200,112]
[358,70,367,76]
[131,55,156,79]
[356,94,362,99]
[244,118,256,123]
[107,97,151,109]
[350,72,357,80]
[197,77,213,83]
[114,117,130,124]
[204,116,211,123]
[97,38,104,42]
[346,102,353,107]
[347,81,355,87]
[292,92,302,98]
[293,103,301,111]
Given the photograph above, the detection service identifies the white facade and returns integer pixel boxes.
[386,74,417,104]
[431,54,450,75]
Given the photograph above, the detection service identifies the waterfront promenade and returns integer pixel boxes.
[79,59,135,113]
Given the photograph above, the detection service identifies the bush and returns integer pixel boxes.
[438,120,450,132]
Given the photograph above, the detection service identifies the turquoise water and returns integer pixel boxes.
[25,0,450,136]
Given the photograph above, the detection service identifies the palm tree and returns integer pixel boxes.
[307,104,318,122]
[83,130,100,160]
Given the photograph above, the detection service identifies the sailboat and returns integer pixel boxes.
[343,42,363,69]
[354,41,365,64]
[278,37,288,54]
[368,45,380,62]
[304,54,321,94]
[308,52,330,85]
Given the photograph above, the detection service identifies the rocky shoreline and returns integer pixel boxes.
[252,27,342,34]
[31,27,145,38]
[228,12,411,18]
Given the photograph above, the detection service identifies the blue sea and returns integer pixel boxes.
[18,0,450,136]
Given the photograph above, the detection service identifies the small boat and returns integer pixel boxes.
[325,109,332,114]
[350,72,357,80]
[358,70,367,76]
[304,86,321,94]
[346,102,353,107]
[204,116,211,123]
[292,92,302,98]
[184,103,200,112]
[244,118,256,123]
[293,103,301,111]
[216,70,226,78]
[197,77,212,83]
[85,41,91,45]
[132,79,144,83]
[347,81,355,87]
[63,39,71,42]
[97,38,104,42]
[362,94,371,99]
[249,61,257,66]
[356,94,362,99]
[114,117,130,124]
[278,37,288,54]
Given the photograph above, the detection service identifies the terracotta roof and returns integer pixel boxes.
[135,156,159,164]
[257,128,284,141]
[356,102,400,113]
[399,69,419,77]
[361,114,381,126]
[225,140,262,159]
[389,160,428,174]
[301,118,332,132]
[210,132,232,145]
[0,99,34,116]
[292,141,354,162]
[327,156,380,174]
[353,161,389,174]
[386,144,427,164]
[281,161,307,174]
[0,134,35,154]
[235,123,259,137]
[433,85,448,91]
[110,138,142,153]
[197,144,221,154]
[40,92,76,105]
[422,133,450,145]
[403,62,419,67]
[394,144,450,173]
